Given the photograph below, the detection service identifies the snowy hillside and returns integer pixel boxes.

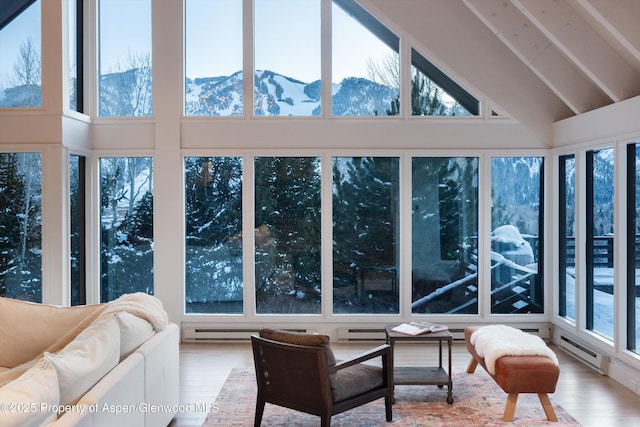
[185,70,397,117]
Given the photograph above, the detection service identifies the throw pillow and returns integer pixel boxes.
[115,312,154,360]
[0,357,59,427]
[45,314,121,406]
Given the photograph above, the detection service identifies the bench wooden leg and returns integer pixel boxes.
[538,393,558,422]
[466,357,478,373]
[503,392,518,421]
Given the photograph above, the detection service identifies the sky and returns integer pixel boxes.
[186,0,394,83]
[0,0,41,86]
[0,0,395,87]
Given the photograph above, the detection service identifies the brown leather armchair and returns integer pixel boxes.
[251,329,393,427]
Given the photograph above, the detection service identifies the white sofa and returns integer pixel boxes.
[0,294,179,427]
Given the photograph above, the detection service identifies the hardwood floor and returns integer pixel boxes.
[170,341,640,427]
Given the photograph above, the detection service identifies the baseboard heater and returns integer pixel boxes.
[338,328,386,341]
[558,334,609,375]
[183,327,306,341]
[337,327,468,341]
[183,328,261,341]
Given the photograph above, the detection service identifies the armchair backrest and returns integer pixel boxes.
[251,335,333,415]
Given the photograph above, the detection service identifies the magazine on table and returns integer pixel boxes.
[391,322,449,336]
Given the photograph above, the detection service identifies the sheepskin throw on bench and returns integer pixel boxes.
[469,324,558,375]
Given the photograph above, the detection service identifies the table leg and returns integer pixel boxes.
[447,338,453,404]
[387,336,396,404]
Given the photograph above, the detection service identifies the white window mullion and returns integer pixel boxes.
[243,152,257,318]
[321,0,331,118]
[243,0,254,118]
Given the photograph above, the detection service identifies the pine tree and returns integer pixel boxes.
[254,157,321,312]
[0,153,42,301]
[333,157,399,312]
[184,157,243,311]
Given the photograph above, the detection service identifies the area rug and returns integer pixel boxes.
[203,367,580,426]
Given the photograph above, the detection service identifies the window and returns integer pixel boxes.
[98,0,151,117]
[332,0,399,116]
[0,153,42,302]
[627,143,640,353]
[559,154,575,321]
[411,157,478,314]
[333,156,399,313]
[254,0,321,116]
[586,148,614,339]
[182,0,476,119]
[184,0,243,116]
[491,157,544,314]
[184,157,243,314]
[70,155,86,305]
[0,0,41,108]
[410,49,478,116]
[255,157,321,313]
[100,157,153,302]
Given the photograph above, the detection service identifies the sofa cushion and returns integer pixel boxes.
[115,312,154,360]
[45,314,121,406]
[0,298,102,368]
[0,357,59,427]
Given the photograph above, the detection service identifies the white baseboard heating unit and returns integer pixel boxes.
[337,327,468,341]
[338,328,386,341]
[183,327,308,341]
[558,334,609,375]
[183,328,260,341]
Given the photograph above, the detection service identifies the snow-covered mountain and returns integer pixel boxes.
[185,70,398,117]
[0,84,41,108]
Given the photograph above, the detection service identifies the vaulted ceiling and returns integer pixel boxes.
[363,0,640,144]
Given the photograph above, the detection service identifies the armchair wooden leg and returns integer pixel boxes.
[538,393,558,422]
[254,398,265,427]
[466,357,478,373]
[384,395,393,421]
[503,392,518,421]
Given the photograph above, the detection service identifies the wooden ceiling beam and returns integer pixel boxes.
[464,0,606,114]
[514,0,639,103]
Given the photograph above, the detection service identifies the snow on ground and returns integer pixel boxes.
[564,267,640,347]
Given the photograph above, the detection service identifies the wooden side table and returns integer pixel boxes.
[385,325,454,404]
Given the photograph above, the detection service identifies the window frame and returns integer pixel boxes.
[626,143,637,352]
[558,153,575,320]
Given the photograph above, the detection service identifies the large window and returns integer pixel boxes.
[98,0,152,117]
[254,0,321,116]
[182,0,476,119]
[333,156,399,314]
[627,143,640,354]
[99,157,153,302]
[70,154,86,305]
[254,157,321,313]
[491,157,544,314]
[559,154,576,321]
[411,157,478,314]
[184,157,243,313]
[184,0,243,116]
[586,148,614,339]
[0,0,41,108]
[0,153,42,302]
[332,0,399,116]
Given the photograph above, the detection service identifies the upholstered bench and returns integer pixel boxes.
[464,325,560,422]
